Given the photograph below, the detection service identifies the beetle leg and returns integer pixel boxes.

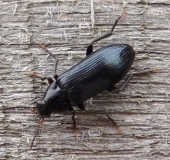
[70,109,77,135]
[108,68,160,93]
[108,73,134,93]
[107,86,119,93]
[39,43,59,77]
[75,110,121,133]
[27,71,54,84]
[104,113,121,133]
[77,103,86,111]
[86,10,125,56]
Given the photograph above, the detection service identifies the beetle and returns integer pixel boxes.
[28,10,157,135]
[33,11,134,120]
[2,10,157,149]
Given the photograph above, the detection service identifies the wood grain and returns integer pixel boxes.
[0,0,170,159]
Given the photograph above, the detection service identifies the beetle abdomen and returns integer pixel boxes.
[57,44,135,105]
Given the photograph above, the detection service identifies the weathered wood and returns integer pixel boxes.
[0,0,170,159]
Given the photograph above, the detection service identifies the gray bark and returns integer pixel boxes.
[0,0,170,159]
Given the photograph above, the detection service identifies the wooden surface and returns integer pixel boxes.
[0,0,170,159]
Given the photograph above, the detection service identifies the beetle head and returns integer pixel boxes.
[36,82,71,117]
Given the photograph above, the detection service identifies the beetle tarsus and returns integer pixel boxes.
[39,117,44,125]
[105,113,122,133]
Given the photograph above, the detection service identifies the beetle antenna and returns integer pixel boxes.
[110,8,125,32]
[30,117,44,150]
[39,43,56,59]
[39,43,58,77]
[1,106,35,111]
[30,120,40,150]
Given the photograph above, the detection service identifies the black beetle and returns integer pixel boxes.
[29,10,157,132]
[34,11,135,119]
[3,10,157,149]
[27,11,137,143]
